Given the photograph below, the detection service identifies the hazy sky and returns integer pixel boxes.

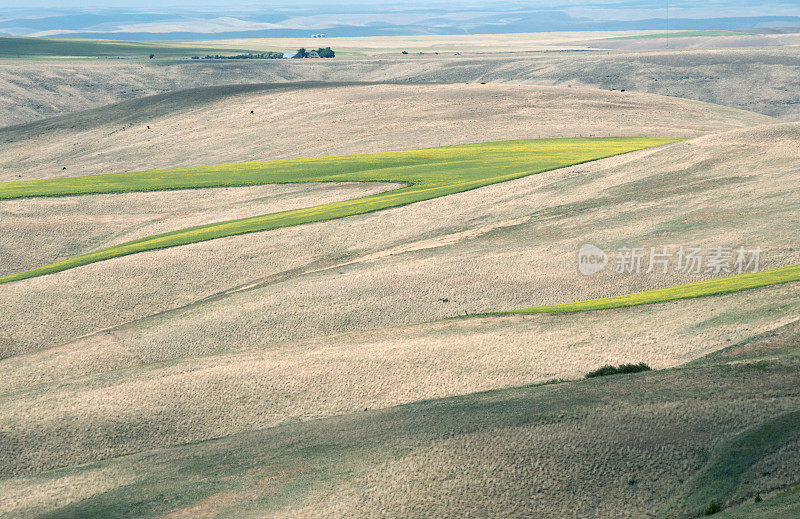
[2,1,797,19]
[2,1,798,39]
[0,1,795,12]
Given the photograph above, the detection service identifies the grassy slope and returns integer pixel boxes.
[714,486,800,518]
[0,137,674,284]
[9,329,798,518]
[0,36,260,59]
[669,411,800,516]
[666,326,800,517]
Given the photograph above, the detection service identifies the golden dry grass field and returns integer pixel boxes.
[1,33,800,518]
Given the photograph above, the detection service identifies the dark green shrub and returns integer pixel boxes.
[704,500,722,515]
[316,47,335,58]
[585,362,651,378]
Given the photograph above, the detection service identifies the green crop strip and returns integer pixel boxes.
[489,264,800,316]
[0,137,676,284]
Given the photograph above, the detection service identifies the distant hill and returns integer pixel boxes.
[0,36,262,59]
[1,4,800,41]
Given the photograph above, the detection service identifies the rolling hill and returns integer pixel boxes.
[1,34,799,518]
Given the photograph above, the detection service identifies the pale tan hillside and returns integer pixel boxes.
[1,123,798,360]
[207,30,800,54]
[196,31,652,54]
[0,83,771,182]
[3,122,800,479]
[0,87,784,357]
[3,46,800,127]
[581,32,800,51]
[1,282,798,478]
[2,319,798,517]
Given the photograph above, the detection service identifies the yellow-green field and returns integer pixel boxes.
[0,137,675,284]
[495,264,800,315]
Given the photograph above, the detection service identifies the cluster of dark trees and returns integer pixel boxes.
[183,47,335,60]
[191,52,285,60]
